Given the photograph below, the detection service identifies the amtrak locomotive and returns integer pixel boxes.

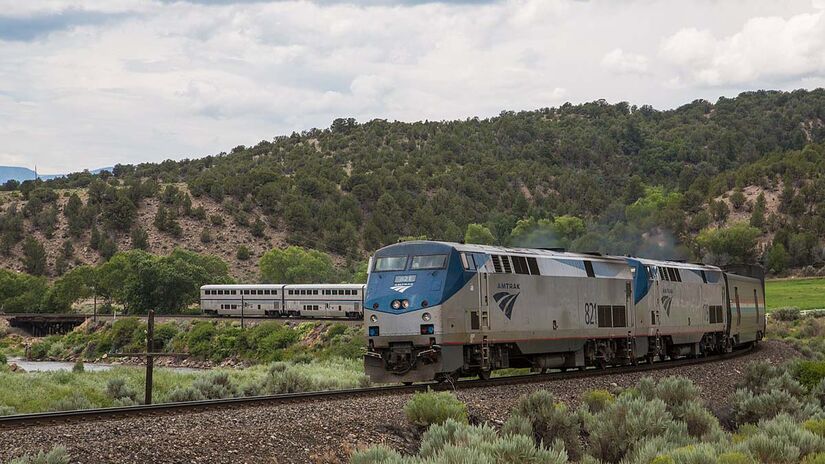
[363,241,765,384]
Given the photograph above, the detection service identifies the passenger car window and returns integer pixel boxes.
[374,256,408,271]
[410,254,448,270]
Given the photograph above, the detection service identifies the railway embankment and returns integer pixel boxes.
[0,317,363,368]
[0,340,799,463]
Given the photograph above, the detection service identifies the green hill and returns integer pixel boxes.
[2,89,825,280]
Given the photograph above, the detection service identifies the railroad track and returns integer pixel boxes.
[0,344,757,429]
[0,312,364,322]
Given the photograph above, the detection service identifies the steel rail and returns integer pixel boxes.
[0,344,757,429]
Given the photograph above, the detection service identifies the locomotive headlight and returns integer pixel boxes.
[370,314,378,323]
[422,312,431,321]
[401,299,410,309]
[391,300,401,310]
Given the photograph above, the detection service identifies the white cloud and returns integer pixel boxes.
[601,48,650,75]
[0,0,823,171]
[661,9,825,86]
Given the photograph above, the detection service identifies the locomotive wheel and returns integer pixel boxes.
[478,370,491,381]
[402,382,413,386]
[596,359,607,370]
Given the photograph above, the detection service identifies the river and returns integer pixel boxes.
[7,358,203,373]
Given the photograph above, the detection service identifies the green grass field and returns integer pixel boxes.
[766,277,825,311]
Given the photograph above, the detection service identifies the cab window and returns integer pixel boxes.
[373,256,408,272]
[410,255,447,270]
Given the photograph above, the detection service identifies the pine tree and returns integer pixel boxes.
[750,193,766,229]
[22,236,47,276]
[154,206,168,232]
[131,226,149,250]
[251,217,266,238]
[90,225,102,250]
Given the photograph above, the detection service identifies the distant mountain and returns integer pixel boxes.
[0,166,113,183]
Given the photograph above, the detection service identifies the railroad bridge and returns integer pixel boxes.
[2,313,88,336]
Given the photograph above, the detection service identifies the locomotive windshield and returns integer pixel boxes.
[374,256,408,272]
[410,254,447,270]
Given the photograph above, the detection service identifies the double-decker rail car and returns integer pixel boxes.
[201,284,284,317]
[363,241,765,384]
[200,284,365,319]
[283,284,365,318]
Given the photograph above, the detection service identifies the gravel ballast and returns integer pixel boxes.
[0,340,799,463]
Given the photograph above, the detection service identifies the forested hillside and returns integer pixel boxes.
[2,89,825,287]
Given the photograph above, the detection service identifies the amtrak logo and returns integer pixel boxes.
[661,295,673,317]
[493,292,520,320]
[391,285,412,293]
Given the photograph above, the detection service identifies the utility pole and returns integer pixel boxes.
[145,310,155,405]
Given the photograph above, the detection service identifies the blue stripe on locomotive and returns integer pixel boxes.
[626,258,651,304]
[366,242,476,314]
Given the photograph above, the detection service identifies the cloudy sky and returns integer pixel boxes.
[1,0,825,172]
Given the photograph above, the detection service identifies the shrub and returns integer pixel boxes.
[326,323,348,339]
[717,451,756,464]
[0,352,7,365]
[767,371,809,398]
[349,445,404,464]
[192,372,238,399]
[740,433,800,464]
[636,376,700,410]
[740,361,785,395]
[804,453,825,464]
[0,405,17,416]
[199,228,213,244]
[237,245,251,261]
[679,401,722,439]
[112,397,138,407]
[46,342,65,359]
[71,361,84,373]
[587,394,678,463]
[8,447,70,464]
[502,413,533,438]
[774,307,803,321]
[418,419,568,463]
[106,378,137,401]
[805,419,825,438]
[737,414,825,463]
[187,322,217,358]
[733,388,802,425]
[512,389,582,459]
[794,361,825,390]
[652,443,729,464]
[110,317,142,351]
[582,389,615,413]
[28,341,50,360]
[260,366,315,394]
[152,322,179,350]
[404,390,468,427]
[164,387,205,403]
[50,393,94,412]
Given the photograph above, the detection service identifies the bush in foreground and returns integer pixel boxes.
[351,419,568,464]
[8,447,70,464]
[511,390,582,459]
[404,391,468,427]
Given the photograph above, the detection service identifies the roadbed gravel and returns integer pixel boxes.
[0,340,799,464]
